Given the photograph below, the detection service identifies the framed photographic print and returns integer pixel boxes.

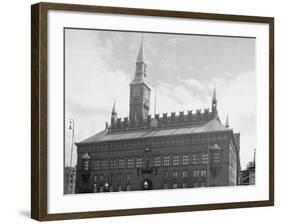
[31,2,274,221]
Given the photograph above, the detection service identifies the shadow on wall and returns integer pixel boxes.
[18,210,30,218]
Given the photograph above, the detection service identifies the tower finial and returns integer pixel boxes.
[225,114,229,128]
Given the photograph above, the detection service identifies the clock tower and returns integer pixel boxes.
[129,35,151,121]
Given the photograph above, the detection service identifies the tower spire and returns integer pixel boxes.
[112,100,116,114]
[212,87,217,103]
[111,100,117,125]
[129,34,151,121]
[136,33,144,63]
[225,114,229,128]
[131,33,148,84]
[211,87,218,118]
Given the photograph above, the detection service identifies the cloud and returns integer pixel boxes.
[153,71,256,169]
[64,30,131,166]
[181,78,209,92]
[213,71,257,169]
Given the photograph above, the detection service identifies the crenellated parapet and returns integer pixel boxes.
[109,108,216,132]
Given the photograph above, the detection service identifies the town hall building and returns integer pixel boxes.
[75,37,241,193]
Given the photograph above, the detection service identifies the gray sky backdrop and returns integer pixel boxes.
[65,29,256,170]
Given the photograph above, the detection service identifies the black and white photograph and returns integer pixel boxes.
[64,29,257,194]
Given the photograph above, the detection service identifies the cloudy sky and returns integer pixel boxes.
[64,28,256,170]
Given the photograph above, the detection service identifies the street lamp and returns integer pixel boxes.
[68,118,75,194]
[69,119,75,168]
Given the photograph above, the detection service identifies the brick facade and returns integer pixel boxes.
[75,128,240,193]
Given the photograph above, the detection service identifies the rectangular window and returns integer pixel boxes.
[101,160,108,169]
[136,158,143,168]
[183,171,188,178]
[164,172,169,182]
[110,160,117,169]
[213,152,221,163]
[127,158,134,168]
[201,170,207,177]
[93,160,100,170]
[164,156,170,166]
[192,154,200,165]
[126,174,130,182]
[173,171,178,178]
[193,170,200,177]
[182,155,189,165]
[83,160,89,171]
[94,175,97,182]
[193,182,199,188]
[202,153,208,164]
[173,183,178,189]
[153,157,161,167]
[118,159,125,168]
[172,155,180,166]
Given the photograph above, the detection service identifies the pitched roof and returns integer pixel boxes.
[77,117,229,144]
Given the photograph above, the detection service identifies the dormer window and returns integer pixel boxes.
[82,152,91,160]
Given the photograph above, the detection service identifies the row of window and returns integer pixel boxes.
[91,169,207,184]
[92,181,207,193]
[164,182,207,189]
[93,174,131,183]
[164,169,207,180]
[87,153,221,171]
[93,184,131,193]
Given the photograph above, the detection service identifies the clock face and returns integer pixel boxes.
[133,88,140,97]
